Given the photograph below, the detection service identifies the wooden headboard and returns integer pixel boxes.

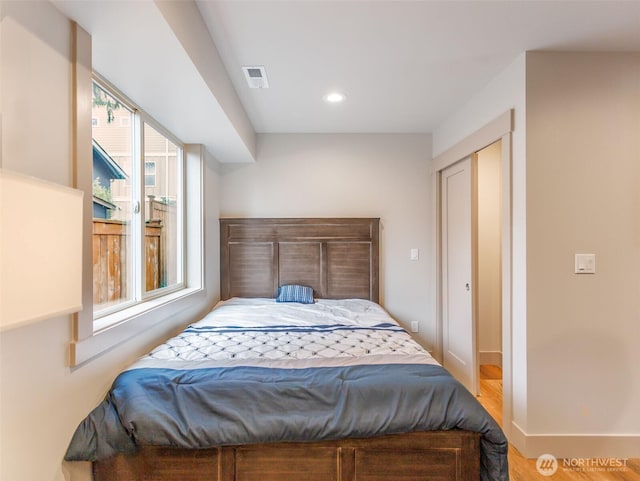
[220,218,379,302]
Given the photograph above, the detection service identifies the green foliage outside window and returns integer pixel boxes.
[92,177,112,203]
[92,83,121,123]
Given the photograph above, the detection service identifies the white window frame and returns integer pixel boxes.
[70,49,204,366]
[91,77,187,324]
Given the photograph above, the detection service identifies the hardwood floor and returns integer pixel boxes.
[478,365,640,481]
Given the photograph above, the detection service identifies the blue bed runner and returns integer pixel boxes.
[65,363,508,481]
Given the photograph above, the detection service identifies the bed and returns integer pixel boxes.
[65,218,508,481]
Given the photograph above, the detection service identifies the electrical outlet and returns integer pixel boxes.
[411,321,419,333]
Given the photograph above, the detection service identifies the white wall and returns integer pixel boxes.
[220,133,435,347]
[0,3,221,480]
[477,141,502,362]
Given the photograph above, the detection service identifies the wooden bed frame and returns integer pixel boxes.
[93,218,482,481]
[220,217,379,302]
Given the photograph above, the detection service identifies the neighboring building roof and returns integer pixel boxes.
[92,195,117,211]
[92,139,127,180]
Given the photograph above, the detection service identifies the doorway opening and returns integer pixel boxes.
[476,140,503,383]
[439,139,503,395]
[434,108,513,438]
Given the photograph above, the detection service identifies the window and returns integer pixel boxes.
[71,31,203,367]
[144,161,156,187]
[91,79,184,321]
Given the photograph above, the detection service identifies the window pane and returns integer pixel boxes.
[144,161,156,187]
[91,82,134,312]
[143,123,182,294]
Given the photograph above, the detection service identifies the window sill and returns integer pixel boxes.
[93,287,194,333]
[70,286,204,366]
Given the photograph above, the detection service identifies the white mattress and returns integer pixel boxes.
[132,297,438,371]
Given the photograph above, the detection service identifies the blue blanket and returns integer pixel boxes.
[65,363,508,480]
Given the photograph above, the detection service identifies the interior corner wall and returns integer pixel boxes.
[0,3,221,480]
[203,148,222,303]
[525,52,640,448]
[219,133,435,348]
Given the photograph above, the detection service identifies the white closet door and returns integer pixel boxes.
[441,157,478,395]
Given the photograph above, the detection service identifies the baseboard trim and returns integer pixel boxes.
[479,351,502,367]
[510,421,640,458]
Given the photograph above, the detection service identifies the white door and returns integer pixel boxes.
[441,157,478,395]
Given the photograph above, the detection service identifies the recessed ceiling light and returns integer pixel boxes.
[324,92,345,103]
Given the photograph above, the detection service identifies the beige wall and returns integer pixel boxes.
[220,133,435,346]
[1,1,71,183]
[0,3,221,480]
[477,141,502,360]
[433,50,640,457]
[525,52,640,437]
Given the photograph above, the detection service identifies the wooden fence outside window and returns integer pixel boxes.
[93,200,176,309]
[92,219,162,306]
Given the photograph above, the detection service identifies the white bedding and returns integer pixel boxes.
[132,297,439,371]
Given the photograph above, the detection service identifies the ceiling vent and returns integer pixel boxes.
[242,66,269,89]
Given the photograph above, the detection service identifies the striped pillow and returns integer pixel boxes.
[276,285,315,304]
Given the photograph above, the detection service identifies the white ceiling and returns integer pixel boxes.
[198,0,640,134]
[51,0,640,162]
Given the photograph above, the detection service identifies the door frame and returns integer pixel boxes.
[433,110,513,439]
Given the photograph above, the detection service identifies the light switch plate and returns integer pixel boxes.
[410,248,419,261]
[575,254,596,274]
